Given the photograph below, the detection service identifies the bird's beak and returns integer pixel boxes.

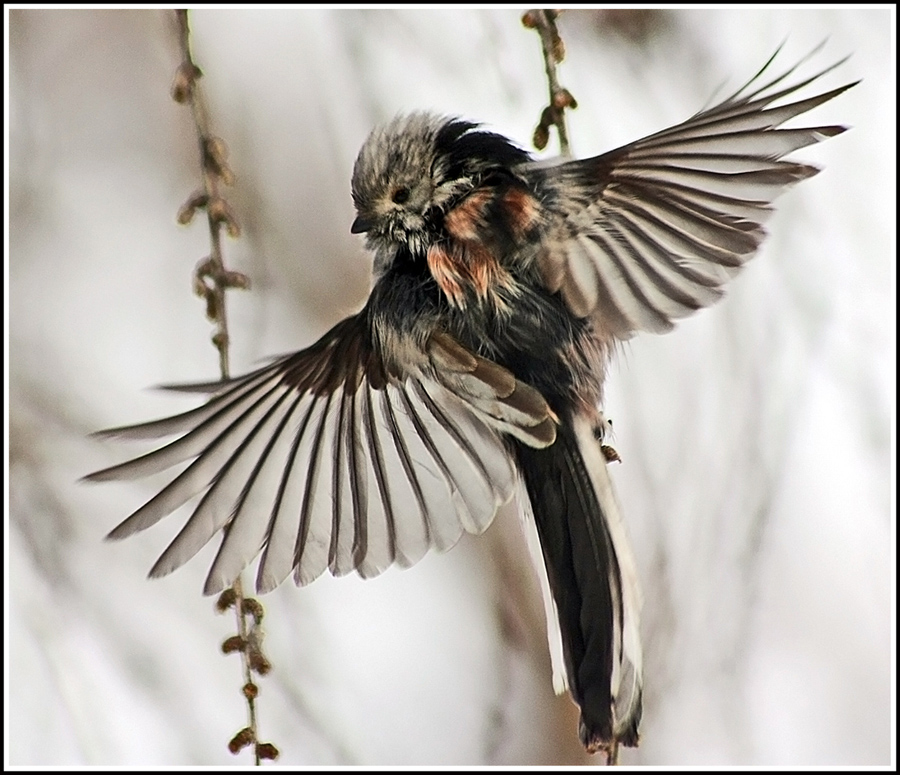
[350,215,373,234]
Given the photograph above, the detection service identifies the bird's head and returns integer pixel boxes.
[350,112,531,259]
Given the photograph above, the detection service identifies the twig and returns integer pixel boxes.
[171,8,248,379]
[522,9,578,157]
[170,9,276,765]
[218,585,275,764]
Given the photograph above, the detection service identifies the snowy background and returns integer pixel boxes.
[7,7,894,767]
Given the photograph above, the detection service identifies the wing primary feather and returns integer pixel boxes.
[327,386,349,574]
[630,54,853,150]
[615,184,762,254]
[105,375,292,540]
[404,385,456,464]
[661,46,846,136]
[632,184,763,236]
[604,211,729,302]
[635,90,853,149]
[255,396,324,592]
[580,232,673,333]
[613,177,774,224]
[606,205,742,289]
[588,226,691,327]
[293,391,335,586]
[152,359,282,393]
[732,50,847,109]
[361,383,398,569]
[612,163,818,204]
[414,381,499,488]
[346,384,369,571]
[396,386,465,528]
[627,126,845,161]
[412,380,512,532]
[604,189,746,268]
[712,39,789,108]
[86,364,286,459]
[147,376,300,581]
[202,389,311,594]
[379,387,433,548]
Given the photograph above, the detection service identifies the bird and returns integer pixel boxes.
[84,46,855,754]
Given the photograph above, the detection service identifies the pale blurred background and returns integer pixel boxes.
[7,7,894,766]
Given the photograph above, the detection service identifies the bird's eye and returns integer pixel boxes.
[392,187,410,205]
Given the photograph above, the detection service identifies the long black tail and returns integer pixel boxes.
[516,415,642,751]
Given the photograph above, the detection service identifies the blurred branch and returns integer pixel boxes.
[522,9,578,157]
[170,9,276,765]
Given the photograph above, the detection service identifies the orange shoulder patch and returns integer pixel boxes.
[501,187,541,239]
[443,188,493,242]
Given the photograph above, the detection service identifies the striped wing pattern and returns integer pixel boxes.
[537,47,857,337]
[86,316,555,595]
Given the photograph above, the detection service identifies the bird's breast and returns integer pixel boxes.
[427,181,542,311]
[425,240,517,310]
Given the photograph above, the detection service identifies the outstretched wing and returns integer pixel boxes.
[85,313,555,595]
[532,45,857,338]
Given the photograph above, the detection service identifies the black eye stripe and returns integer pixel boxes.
[392,187,411,204]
